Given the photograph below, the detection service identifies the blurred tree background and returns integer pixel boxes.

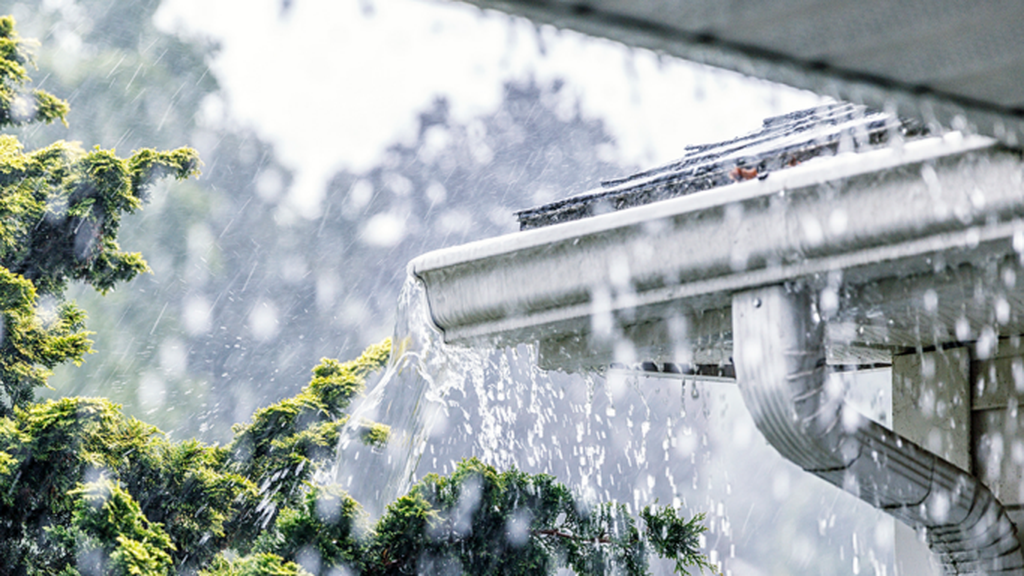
[0,2,895,573]
[3,0,626,443]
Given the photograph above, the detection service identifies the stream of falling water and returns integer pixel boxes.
[330,275,896,575]
[330,275,468,517]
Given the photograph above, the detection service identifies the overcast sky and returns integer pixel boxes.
[155,0,823,218]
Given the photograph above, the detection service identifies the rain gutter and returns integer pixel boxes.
[409,133,1018,355]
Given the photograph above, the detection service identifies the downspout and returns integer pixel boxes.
[732,285,1024,575]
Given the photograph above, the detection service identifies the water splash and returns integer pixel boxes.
[328,276,893,575]
[332,275,715,523]
[331,275,477,518]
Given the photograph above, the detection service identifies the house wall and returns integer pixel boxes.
[892,340,1024,575]
[892,348,971,575]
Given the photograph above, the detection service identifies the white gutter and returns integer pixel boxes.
[409,134,1016,354]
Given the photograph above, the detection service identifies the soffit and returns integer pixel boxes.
[457,0,1024,146]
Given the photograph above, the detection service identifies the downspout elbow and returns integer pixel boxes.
[732,285,1024,575]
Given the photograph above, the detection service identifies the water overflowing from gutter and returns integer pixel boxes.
[331,276,469,518]
[331,275,714,519]
[329,275,895,574]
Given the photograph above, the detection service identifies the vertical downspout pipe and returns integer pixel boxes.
[732,285,1024,575]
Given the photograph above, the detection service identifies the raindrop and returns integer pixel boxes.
[976,326,997,360]
[1003,267,1017,288]
[139,371,166,413]
[159,339,188,377]
[955,316,972,341]
[800,212,824,245]
[182,295,212,335]
[425,181,447,205]
[927,490,951,523]
[255,167,285,202]
[360,212,408,247]
[820,287,839,317]
[996,297,1011,325]
[829,208,848,235]
[347,179,374,212]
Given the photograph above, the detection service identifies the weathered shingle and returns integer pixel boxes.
[516,102,926,230]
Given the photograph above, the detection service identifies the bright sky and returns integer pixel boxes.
[155,0,823,219]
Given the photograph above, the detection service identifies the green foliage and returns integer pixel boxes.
[359,420,390,449]
[0,15,69,127]
[373,459,657,576]
[361,457,713,576]
[0,135,199,391]
[640,507,714,576]
[0,264,90,409]
[0,396,252,573]
[0,15,714,576]
[228,342,392,510]
[254,484,366,570]
[0,342,392,575]
[201,553,312,576]
[58,477,176,576]
[309,341,391,417]
[0,16,200,416]
[366,459,561,576]
[0,340,713,576]
[0,137,199,296]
